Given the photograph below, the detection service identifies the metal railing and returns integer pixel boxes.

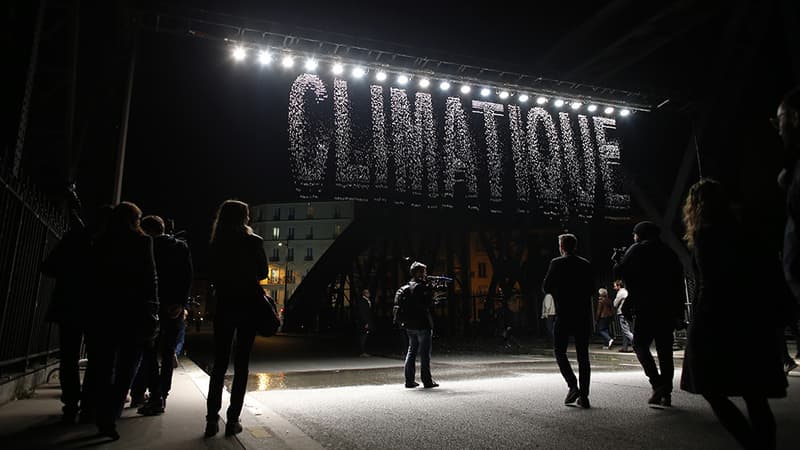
[0,156,65,378]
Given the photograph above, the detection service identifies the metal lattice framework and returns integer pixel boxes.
[138,7,666,113]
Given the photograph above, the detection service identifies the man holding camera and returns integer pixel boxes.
[394,261,439,389]
[614,221,685,407]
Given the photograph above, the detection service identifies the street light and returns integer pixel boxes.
[278,241,290,304]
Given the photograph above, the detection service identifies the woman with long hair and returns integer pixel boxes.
[204,200,267,437]
[681,179,786,449]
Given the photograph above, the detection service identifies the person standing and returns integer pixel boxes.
[394,261,438,389]
[614,221,685,407]
[612,280,634,353]
[355,289,374,357]
[595,288,614,349]
[91,202,158,440]
[541,293,556,339]
[542,233,594,408]
[681,178,786,449]
[205,200,267,437]
[136,215,193,415]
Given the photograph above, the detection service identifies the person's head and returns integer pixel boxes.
[632,221,660,243]
[210,199,252,243]
[557,233,577,255]
[141,215,165,237]
[108,201,144,235]
[410,261,427,281]
[613,279,625,290]
[362,289,370,298]
[776,86,800,155]
[682,178,733,249]
[598,288,608,298]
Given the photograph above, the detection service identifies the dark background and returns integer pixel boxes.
[3,0,798,275]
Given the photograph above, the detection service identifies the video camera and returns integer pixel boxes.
[611,246,627,263]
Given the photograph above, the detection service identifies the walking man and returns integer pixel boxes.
[356,289,373,357]
[613,280,634,352]
[614,221,685,407]
[542,234,594,408]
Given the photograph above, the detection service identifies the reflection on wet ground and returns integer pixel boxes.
[228,359,624,392]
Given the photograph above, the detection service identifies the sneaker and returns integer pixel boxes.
[564,387,580,404]
[784,360,798,375]
[405,382,420,388]
[607,339,614,348]
[224,420,243,436]
[576,396,591,409]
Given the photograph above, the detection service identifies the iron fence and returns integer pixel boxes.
[0,156,65,378]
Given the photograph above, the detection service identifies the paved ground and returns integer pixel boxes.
[0,332,798,449]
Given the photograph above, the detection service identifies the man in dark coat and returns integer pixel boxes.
[542,233,594,408]
[136,215,193,415]
[614,221,685,407]
[355,289,373,356]
[394,261,438,389]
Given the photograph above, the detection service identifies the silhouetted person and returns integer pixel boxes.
[595,288,614,349]
[681,179,786,449]
[542,233,594,408]
[40,185,91,424]
[136,215,193,415]
[92,202,158,440]
[614,221,684,407]
[775,86,800,372]
[394,261,439,389]
[205,200,267,437]
[612,280,634,353]
[355,289,373,356]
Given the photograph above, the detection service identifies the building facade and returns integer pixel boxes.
[251,200,354,312]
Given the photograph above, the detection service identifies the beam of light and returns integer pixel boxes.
[397,74,410,85]
[304,58,318,71]
[570,102,582,110]
[281,55,294,68]
[554,99,565,107]
[352,66,366,78]
[498,91,510,100]
[439,81,451,90]
[419,78,430,88]
[480,88,491,97]
[604,106,615,114]
[460,85,471,94]
[587,104,597,112]
[376,71,387,81]
[332,63,345,75]
[518,94,529,102]
[619,109,631,117]
[536,96,548,105]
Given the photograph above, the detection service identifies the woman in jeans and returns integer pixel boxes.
[204,200,267,437]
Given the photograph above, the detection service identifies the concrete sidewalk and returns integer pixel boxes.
[0,358,245,449]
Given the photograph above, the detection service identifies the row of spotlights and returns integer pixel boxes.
[232,47,632,116]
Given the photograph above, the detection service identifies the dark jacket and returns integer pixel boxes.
[355,296,373,329]
[681,224,787,397]
[210,233,268,315]
[394,280,434,330]
[152,234,193,308]
[613,238,684,324]
[542,254,593,330]
[41,226,93,324]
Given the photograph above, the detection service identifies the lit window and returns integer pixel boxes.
[272,227,280,240]
[270,268,279,280]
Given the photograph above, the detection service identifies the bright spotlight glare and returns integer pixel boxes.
[281,55,294,68]
[376,71,387,81]
[604,106,615,114]
[536,96,548,105]
[499,91,510,99]
[419,78,430,88]
[232,46,246,61]
[570,102,582,110]
[397,74,409,85]
[460,85,471,94]
[620,109,631,117]
[518,94,529,102]
[587,104,598,112]
[352,67,366,78]
[332,63,345,75]
[258,51,271,65]
[554,99,565,107]
[480,88,491,97]
[304,59,318,71]
[440,81,451,90]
